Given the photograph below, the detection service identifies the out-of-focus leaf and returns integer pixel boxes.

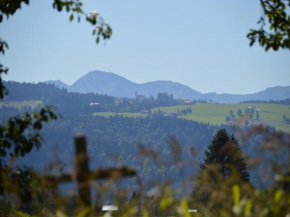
[232,184,240,206]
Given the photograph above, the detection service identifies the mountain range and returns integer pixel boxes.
[45,70,290,103]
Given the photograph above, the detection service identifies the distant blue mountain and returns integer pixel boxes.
[44,70,290,103]
[44,80,68,89]
[68,71,138,97]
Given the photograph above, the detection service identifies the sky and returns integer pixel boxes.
[0,0,289,94]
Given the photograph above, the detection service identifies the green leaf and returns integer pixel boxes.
[232,184,240,206]
[274,190,283,203]
[12,209,33,217]
[70,14,74,22]
[76,208,91,217]
[56,210,68,217]
[142,209,149,217]
[181,199,191,217]
[244,199,252,217]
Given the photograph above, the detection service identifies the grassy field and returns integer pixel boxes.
[0,100,42,109]
[93,112,147,118]
[3,100,288,133]
[152,103,290,133]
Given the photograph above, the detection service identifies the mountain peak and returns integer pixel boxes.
[69,70,137,97]
[80,70,134,83]
[44,70,290,102]
[86,70,114,76]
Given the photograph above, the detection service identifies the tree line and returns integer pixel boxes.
[242,98,290,105]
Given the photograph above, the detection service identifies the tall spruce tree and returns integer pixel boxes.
[192,129,250,204]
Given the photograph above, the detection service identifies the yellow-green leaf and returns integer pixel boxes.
[232,184,240,206]
[244,199,252,217]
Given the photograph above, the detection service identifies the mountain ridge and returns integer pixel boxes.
[45,80,68,89]
[44,70,290,103]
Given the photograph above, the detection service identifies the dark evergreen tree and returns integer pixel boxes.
[237,108,242,116]
[192,129,250,204]
[256,111,260,120]
[229,110,235,119]
[167,136,183,163]
[225,116,231,123]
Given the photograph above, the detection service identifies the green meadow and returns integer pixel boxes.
[0,100,42,109]
[152,103,290,133]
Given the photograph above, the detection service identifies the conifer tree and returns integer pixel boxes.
[192,129,250,204]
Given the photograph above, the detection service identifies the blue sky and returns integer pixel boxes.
[0,0,289,94]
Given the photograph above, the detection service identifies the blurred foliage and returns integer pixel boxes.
[0,106,57,215]
[52,0,112,44]
[0,38,9,99]
[248,0,290,51]
[0,0,29,22]
[0,106,57,167]
[0,127,288,217]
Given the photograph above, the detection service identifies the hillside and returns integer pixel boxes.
[152,103,290,133]
[245,86,290,101]
[92,102,290,133]
[94,103,290,133]
[45,70,290,103]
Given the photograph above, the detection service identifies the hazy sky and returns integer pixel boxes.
[1,0,289,94]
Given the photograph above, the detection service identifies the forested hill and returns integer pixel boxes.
[3,81,114,104]
[1,81,189,115]
[1,108,277,188]
[17,114,233,184]
[2,81,115,115]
